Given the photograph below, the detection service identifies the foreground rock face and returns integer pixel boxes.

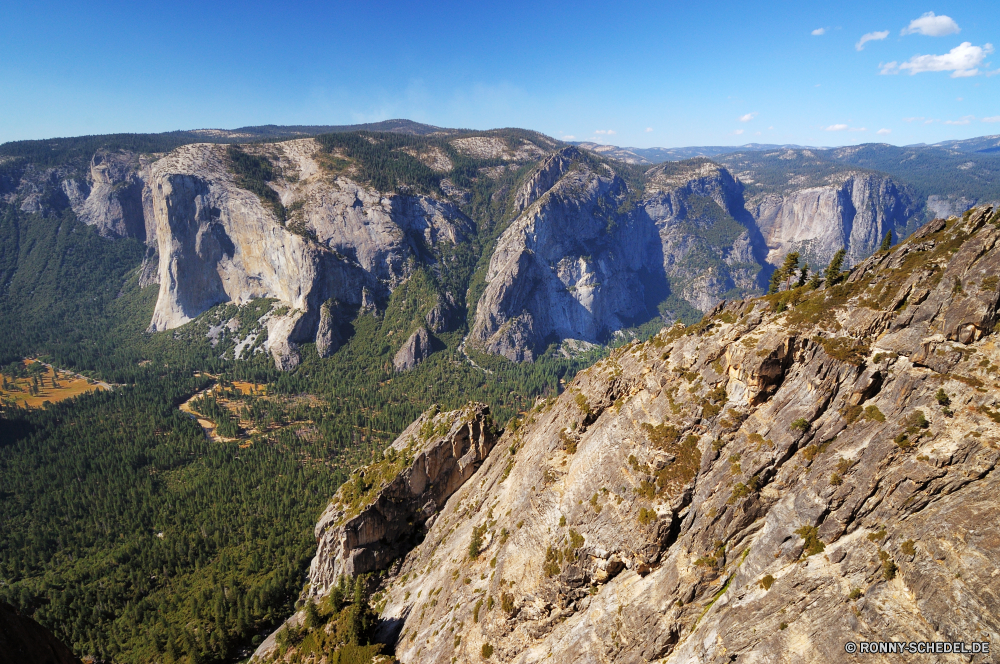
[308,403,498,598]
[251,403,497,662]
[0,602,80,664]
[371,206,1000,662]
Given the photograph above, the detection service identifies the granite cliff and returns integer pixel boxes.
[752,172,917,267]
[272,205,1000,663]
[468,154,766,362]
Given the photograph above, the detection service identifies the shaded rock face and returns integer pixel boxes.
[753,172,919,269]
[424,291,460,333]
[73,150,152,241]
[0,602,80,664]
[368,206,1000,663]
[307,403,498,598]
[393,326,433,371]
[469,154,766,362]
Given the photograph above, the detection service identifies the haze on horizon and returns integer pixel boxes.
[1,0,998,149]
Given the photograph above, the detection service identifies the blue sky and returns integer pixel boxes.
[1,1,998,148]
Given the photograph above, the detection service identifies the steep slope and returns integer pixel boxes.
[469,153,766,361]
[292,206,1000,662]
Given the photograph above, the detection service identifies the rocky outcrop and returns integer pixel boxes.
[77,150,152,240]
[393,327,433,371]
[370,206,1000,663]
[752,172,918,268]
[251,404,497,662]
[469,155,766,361]
[0,602,80,664]
[305,403,497,599]
[315,300,342,358]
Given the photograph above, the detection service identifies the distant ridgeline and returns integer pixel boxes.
[0,121,998,664]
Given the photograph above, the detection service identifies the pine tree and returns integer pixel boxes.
[769,252,801,293]
[880,230,893,252]
[305,599,320,629]
[825,249,846,286]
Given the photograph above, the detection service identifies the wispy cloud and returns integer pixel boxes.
[902,12,960,37]
[645,127,653,132]
[877,128,892,135]
[983,117,1000,123]
[812,27,826,36]
[732,129,744,135]
[594,129,616,135]
[739,112,758,122]
[824,124,849,131]
[880,42,994,77]
[945,115,975,125]
[562,135,575,140]
[856,30,889,51]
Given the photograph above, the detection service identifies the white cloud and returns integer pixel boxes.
[768,126,774,130]
[983,117,1000,123]
[739,112,758,122]
[562,135,575,140]
[755,131,762,135]
[877,128,892,135]
[594,129,616,135]
[957,97,964,101]
[945,115,975,125]
[812,28,826,36]
[902,12,960,37]
[902,117,921,122]
[645,127,653,132]
[732,129,744,135]
[824,124,849,131]
[856,30,889,51]
[880,42,994,77]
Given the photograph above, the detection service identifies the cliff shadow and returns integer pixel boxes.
[719,170,774,290]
